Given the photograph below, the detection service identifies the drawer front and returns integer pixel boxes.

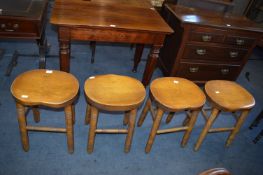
[189,27,225,43]
[183,44,248,62]
[0,19,38,35]
[176,62,240,81]
[224,36,256,48]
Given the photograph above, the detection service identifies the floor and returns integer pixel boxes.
[0,3,262,175]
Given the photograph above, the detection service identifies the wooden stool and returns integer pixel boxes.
[11,69,79,153]
[84,74,146,153]
[194,80,255,151]
[137,77,206,153]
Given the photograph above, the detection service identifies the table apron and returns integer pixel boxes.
[68,28,165,45]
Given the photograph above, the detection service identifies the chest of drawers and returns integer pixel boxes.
[159,4,263,83]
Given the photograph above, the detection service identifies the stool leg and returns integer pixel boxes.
[145,108,164,153]
[181,110,199,147]
[87,106,99,153]
[253,129,263,144]
[137,98,151,127]
[194,108,220,151]
[123,111,129,126]
[71,105,75,124]
[85,103,91,125]
[16,103,29,151]
[165,112,175,124]
[32,107,40,123]
[124,109,137,153]
[65,105,74,154]
[226,109,250,147]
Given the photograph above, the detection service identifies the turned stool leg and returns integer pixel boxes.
[165,112,175,124]
[226,109,250,147]
[65,105,74,154]
[87,106,99,153]
[32,106,40,123]
[181,110,199,147]
[145,108,164,153]
[124,109,137,153]
[16,103,29,151]
[123,111,129,126]
[137,98,151,127]
[85,103,91,125]
[72,105,75,124]
[194,108,220,151]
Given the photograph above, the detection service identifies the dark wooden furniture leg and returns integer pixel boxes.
[5,50,19,76]
[142,45,162,86]
[132,44,144,72]
[58,27,71,72]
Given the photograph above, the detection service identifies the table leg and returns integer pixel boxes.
[58,28,71,72]
[132,44,144,72]
[142,45,162,86]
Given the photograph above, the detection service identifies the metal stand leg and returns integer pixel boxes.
[0,48,4,61]
[90,41,96,63]
[5,50,19,76]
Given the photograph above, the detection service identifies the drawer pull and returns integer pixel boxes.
[196,49,206,55]
[4,29,15,32]
[1,24,6,29]
[189,67,199,73]
[13,24,19,29]
[229,51,239,58]
[236,39,245,45]
[221,68,229,75]
[202,35,212,42]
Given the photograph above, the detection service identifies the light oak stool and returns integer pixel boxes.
[137,77,206,153]
[11,69,79,154]
[194,80,255,151]
[84,74,146,153]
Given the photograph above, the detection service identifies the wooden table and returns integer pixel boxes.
[50,0,172,86]
[0,0,48,75]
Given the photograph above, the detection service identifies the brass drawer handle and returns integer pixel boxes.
[4,29,15,32]
[229,51,239,58]
[1,23,6,29]
[202,35,212,42]
[236,39,245,45]
[189,67,199,73]
[1,23,19,32]
[13,23,19,29]
[196,49,206,55]
[221,68,229,75]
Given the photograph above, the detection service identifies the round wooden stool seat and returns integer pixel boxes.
[150,77,206,111]
[11,69,79,108]
[84,74,146,111]
[205,80,255,111]
[11,69,79,153]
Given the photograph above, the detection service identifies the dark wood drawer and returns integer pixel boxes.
[224,35,256,48]
[176,62,241,81]
[0,19,39,36]
[189,27,225,43]
[182,44,247,62]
